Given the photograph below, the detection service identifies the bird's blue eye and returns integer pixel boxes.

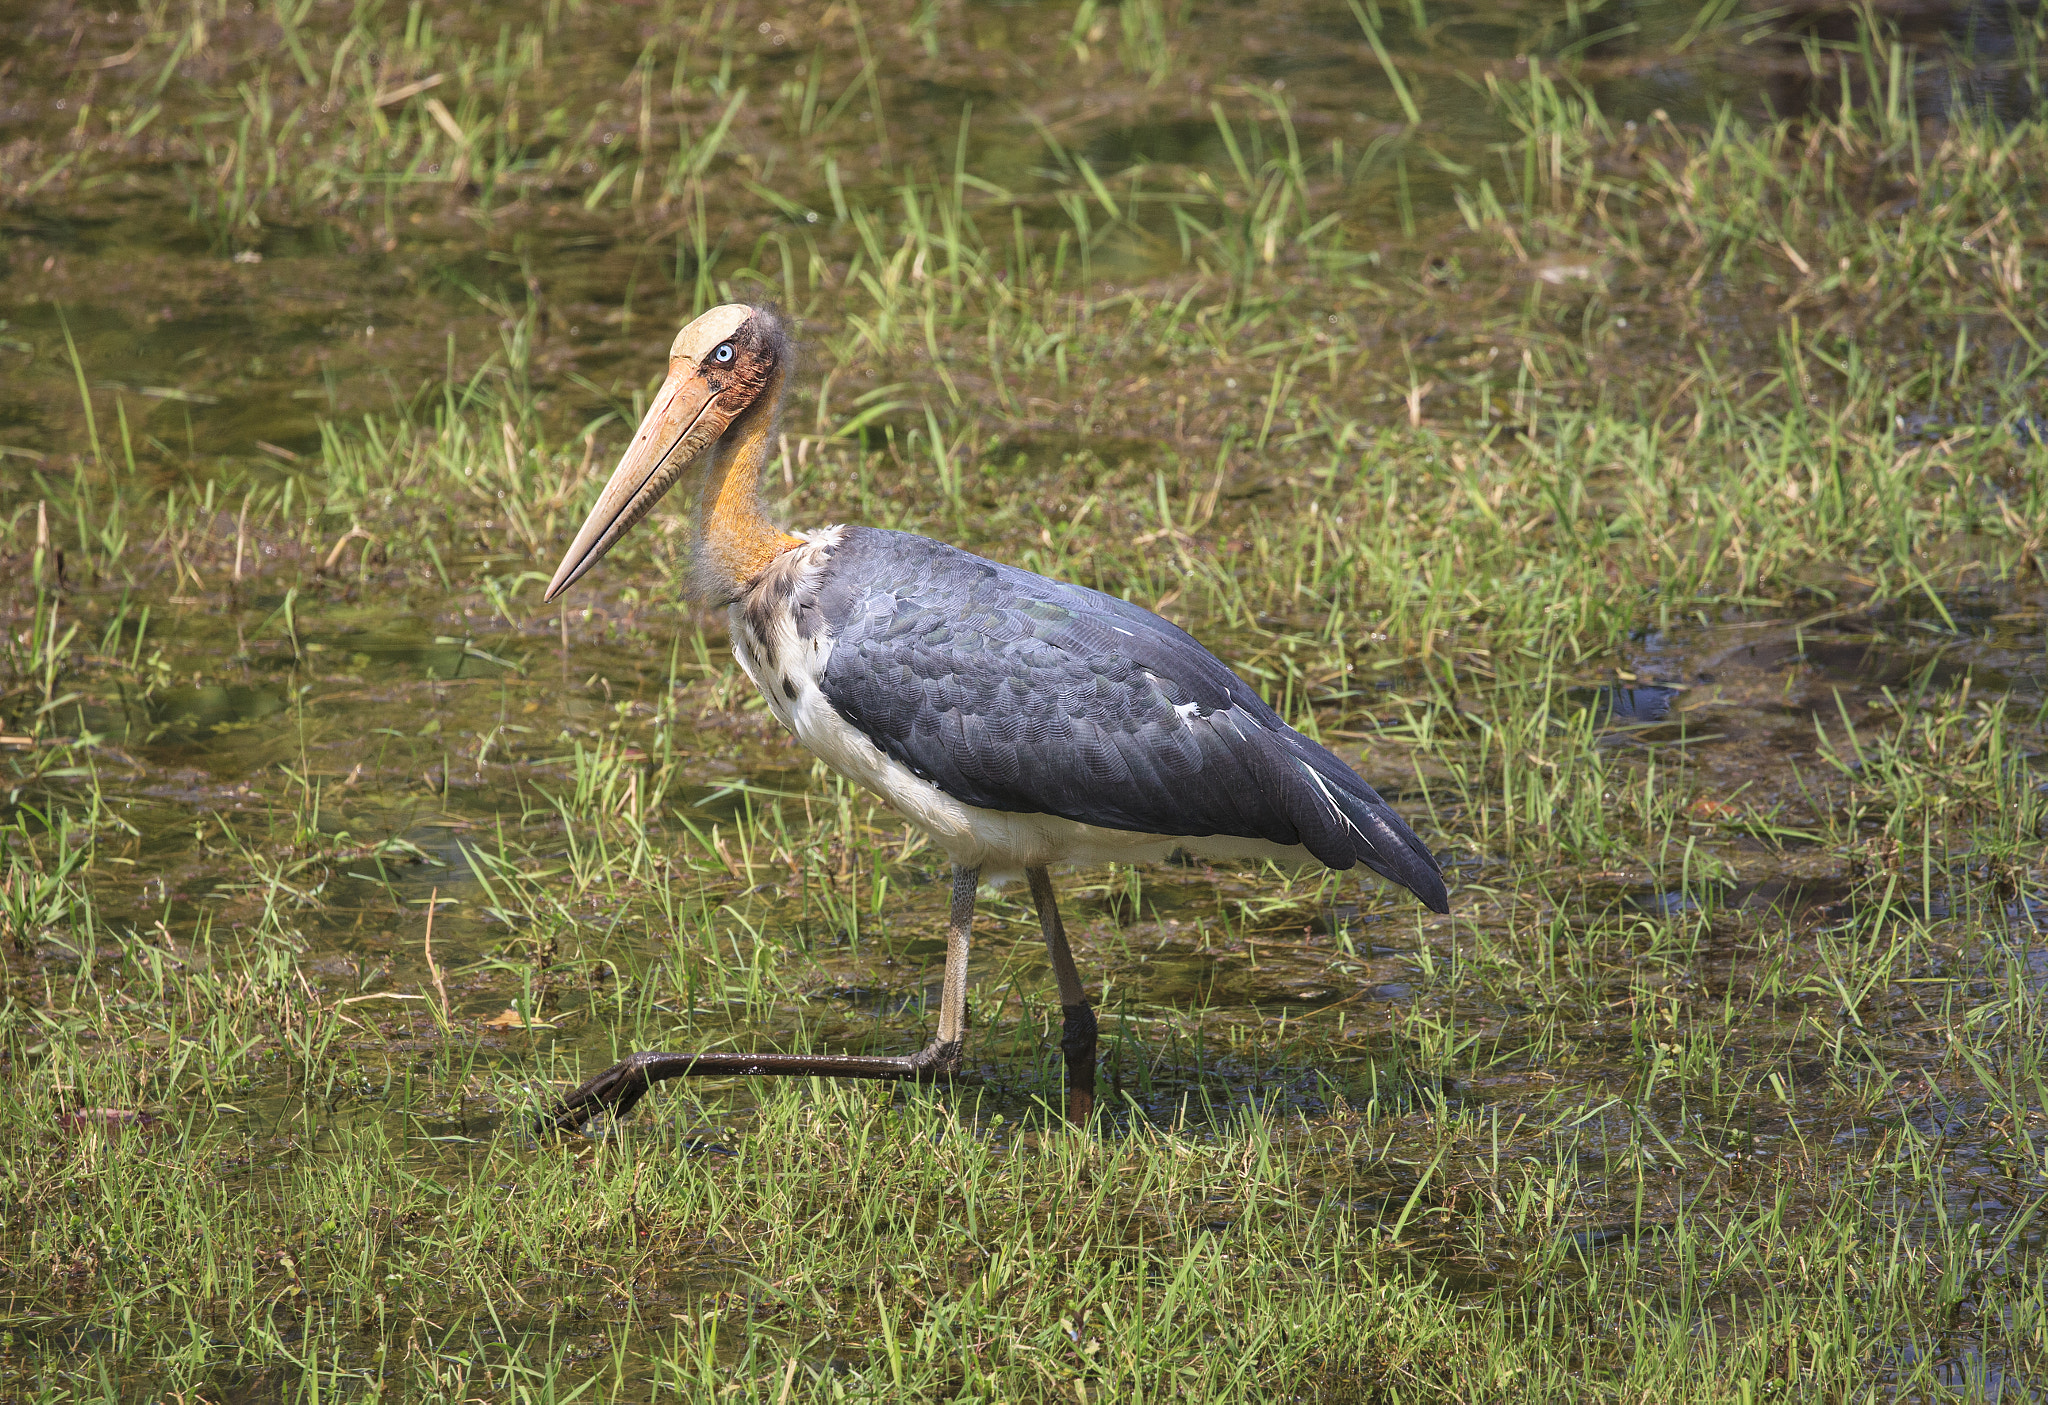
[713,343,735,363]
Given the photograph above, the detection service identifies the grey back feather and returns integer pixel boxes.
[813,528,1448,911]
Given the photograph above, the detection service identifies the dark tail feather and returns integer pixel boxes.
[1352,804,1450,913]
[1296,744,1450,913]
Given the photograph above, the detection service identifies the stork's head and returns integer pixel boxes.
[544,303,787,601]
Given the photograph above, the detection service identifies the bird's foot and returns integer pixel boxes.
[906,1038,964,1080]
[537,1042,967,1135]
[540,1051,665,1135]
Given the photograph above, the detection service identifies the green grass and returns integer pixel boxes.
[1,0,2046,1398]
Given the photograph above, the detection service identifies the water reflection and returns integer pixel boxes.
[1752,0,2046,127]
[1580,683,1681,724]
[152,681,291,733]
[1621,876,1857,918]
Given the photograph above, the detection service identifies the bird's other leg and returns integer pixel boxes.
[1026,865,1095,1125]
[540,865,980,1134]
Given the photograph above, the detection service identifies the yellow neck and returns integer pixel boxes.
[695,367,800,601]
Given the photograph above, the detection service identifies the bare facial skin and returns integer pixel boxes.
[544,304,774,601]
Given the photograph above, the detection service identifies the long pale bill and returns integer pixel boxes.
[543,373,726,601]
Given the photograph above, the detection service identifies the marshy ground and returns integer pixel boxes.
[1,0,2046,1398]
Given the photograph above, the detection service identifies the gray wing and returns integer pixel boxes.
[811,528,1447,912]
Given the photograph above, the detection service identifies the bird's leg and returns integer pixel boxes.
[540,865,980,1134]
[926,861,977,1070]
[1026,865,1095,1125]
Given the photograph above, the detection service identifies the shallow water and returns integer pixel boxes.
[1,0,2043,1165]
[2,0,2046,1397]
[3,0,2039,466]
[16,573,2043,1128]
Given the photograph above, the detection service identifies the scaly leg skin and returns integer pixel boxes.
[541,865,980,1134]
[1027,865,1095,1124]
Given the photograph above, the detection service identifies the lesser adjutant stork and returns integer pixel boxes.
[540,304,1448,1129]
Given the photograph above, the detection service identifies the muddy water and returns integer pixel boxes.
[2,0,2039,467]
[25,571,2048,1138]
[0,0,2042,1108]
